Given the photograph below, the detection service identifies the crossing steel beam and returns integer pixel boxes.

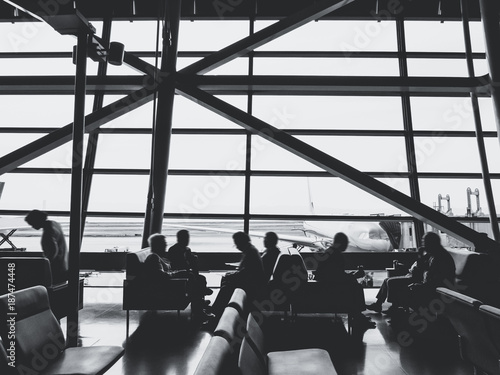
[179,0,356,75]
[0,85,157,175]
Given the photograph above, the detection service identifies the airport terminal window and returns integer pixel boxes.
[0,95,81,127]
[252,96,404,130]
[404,21,466,53]
[178,20,249,51]
[407,58,469,77]
[250,176,409,216]
[253,57,399,76]
[414,137,483,173]
[173,95,245,129]
[410,97,478,131]
[87,175,149,213]
[0,174,71,211]
[94,134,152,169]
[0,13,499,256]
[254,20,398,52]
[169,134,246,170]
[164,175,245,215]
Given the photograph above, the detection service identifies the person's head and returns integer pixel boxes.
[25,209,48,230]
[148,233,167,255]
[233,231,251,251]
[422,232,442,254]
[264,231,278,249]
[332,232,349,252]
[176,230,190,247]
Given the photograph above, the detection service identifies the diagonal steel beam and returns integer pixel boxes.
[0,85,157,175]
[179,0,356,75]
[176,83,498,249]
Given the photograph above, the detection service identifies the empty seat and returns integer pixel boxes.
[239,313,338,375]
[437,287,500,375]
[0,285,123,375]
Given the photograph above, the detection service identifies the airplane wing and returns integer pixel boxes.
[0,216,30,233]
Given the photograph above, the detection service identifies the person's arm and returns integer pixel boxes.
[41,227,59,262]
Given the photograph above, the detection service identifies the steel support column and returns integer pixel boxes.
[176,84,499,250]
[396,18,424,246]
[82,16,113,234]
[478,0,500,145]
[462,0,500,243]
[143,0,182,241]
[67,32,88,347]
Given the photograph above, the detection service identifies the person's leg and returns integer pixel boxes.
[386,275,413,313]
[366,278,388,312]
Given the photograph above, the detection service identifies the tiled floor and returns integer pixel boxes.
[71,272,473,375]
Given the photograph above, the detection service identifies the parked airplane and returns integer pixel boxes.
[169,219,402,252]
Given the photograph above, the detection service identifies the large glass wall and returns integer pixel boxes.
[0,12,498,254]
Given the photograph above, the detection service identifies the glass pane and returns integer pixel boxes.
[0,96,92,127]
[255,20,397,52]
[405,21,465,52]
[169,134,246,170]
[94,134,151,169]
[408,59,468,77]
[110,21,159,52]
[251,136,407,172]
[0,57,84,75]
[0,22,76,52]
[485,138,500,173]
[469,21,486,53]
[411,97,476,131]
[165,175,245,214]
[414,137,481,173]
[87,175,149,212]
[253,57,399,76]
[479,97,498,131]
[250,176,409,215]
[179,20,249,51]
[173,95,244,129]
[252,96,404,130]
[0,173,71,211]
[101,95,154,129]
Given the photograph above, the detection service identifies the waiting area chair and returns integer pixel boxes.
[0,285,123,375]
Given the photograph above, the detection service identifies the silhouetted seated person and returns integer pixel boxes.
[386,232,455,314]
[211,232,266,320]
[366,246,428,314]
[313,232,376,330]
[144,233,214,323]
[25,209,68,285]
[261,231,281,282]
[168,229,213,297]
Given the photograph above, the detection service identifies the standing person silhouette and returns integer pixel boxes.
[24,209,68,285]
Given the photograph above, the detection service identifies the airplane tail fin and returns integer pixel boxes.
[307,178,315,215]
[379,221,401,249]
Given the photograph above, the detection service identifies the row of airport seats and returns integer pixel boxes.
[447,248,500,307]
[437,287,500,375]
[0,257,84,320]
[194,288,338,375]
[269,247,358,332]
[0,285,123,375]
[122,247,190,336]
